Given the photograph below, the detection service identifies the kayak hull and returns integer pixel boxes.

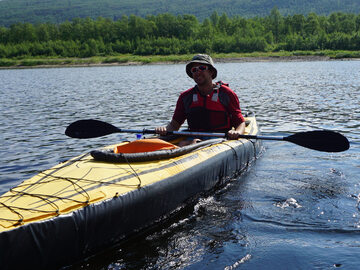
[0,117,261,269]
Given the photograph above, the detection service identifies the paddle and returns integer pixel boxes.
[65,119,350,152]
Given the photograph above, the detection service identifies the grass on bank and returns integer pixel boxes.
[1,50,360,68]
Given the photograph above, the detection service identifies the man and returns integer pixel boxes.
[156,54,245,144]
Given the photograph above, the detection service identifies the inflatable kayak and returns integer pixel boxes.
[0,115,261,269]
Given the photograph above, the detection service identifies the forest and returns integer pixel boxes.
[0,9,360,59]
[1,0,360,27]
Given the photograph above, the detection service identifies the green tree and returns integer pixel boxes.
[210,11,219,28]
[0,44,7,57]
[290,14,305,34]
[72,19,85,41]
[176,15,198,40]
[304,13,321,35]
[112,40,132,53]
[198,18,214,39]
[152,13,179,38]
[113,15,129,41]
[82,17,97,40]
[350,32,360,49]
[8,23,26,43]
[218,13,230,34]
[0,26,8,43]
[267,7,284,42]
[338,16,356,34]
[59,21,73,41]
[356,14,360,31]
[36,24,50,42]
[129,15,155,40]
[229,16,253,37]
[327,32,351,50]
[95,17,114,42]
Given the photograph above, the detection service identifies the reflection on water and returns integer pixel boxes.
[0,61,359,269]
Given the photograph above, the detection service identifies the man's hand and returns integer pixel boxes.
[227,122,246,140]
[155,126,168,135]
[227,130,241,140]
[155,119,181,136]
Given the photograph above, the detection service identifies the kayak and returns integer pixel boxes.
[0,115,261,269]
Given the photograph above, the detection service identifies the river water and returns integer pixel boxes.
[0,60,359,269]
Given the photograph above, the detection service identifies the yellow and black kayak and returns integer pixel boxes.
[0,115,261,269]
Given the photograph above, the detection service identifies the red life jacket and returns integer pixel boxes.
[184,81,232,132]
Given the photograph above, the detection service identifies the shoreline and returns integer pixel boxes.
[1,55,359,69]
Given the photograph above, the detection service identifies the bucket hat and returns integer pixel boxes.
[186,54,217,79]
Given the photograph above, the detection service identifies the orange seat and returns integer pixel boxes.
[114,138,178,154]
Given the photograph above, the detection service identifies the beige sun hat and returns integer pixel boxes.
[186,54,217,79]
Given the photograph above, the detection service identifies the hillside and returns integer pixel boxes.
[0,0,360,27]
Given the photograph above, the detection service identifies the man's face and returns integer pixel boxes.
[191,63,213,86]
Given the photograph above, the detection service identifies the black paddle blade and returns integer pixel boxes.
[284,130,350,152]
[65,119,120,139]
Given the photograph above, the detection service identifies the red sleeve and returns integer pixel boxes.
[224,87,245,128]
[172,92,186,126]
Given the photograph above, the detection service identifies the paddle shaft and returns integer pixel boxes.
[120,128,226,138]
[120,128,286,141]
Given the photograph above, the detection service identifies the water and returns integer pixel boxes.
[0,60,359,269]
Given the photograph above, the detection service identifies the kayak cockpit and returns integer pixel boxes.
[90,138,225,163]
